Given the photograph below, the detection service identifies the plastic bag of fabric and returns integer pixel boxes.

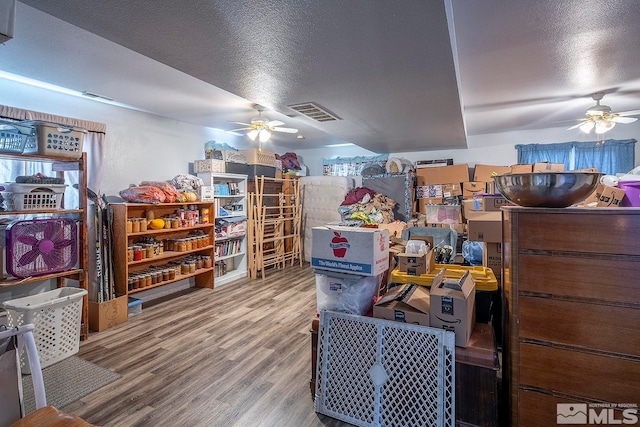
[139,181,180,203]
[119,185,166,204]
[462,240,484,266]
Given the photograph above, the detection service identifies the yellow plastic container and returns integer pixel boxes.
[390,264,498,292]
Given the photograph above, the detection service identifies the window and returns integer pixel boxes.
[323,154,388,176]
[515,139,636,175]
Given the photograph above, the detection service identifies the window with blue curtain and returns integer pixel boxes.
[573,139,635,174]
[515,139,636,175]
[515,142,573,169]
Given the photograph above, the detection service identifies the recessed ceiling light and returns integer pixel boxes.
[296,135,305,139]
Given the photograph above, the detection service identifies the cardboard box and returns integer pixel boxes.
[482,242,502,281]
[374,283,431,326]
[378,221,407,239]
[510,164,533,174]
[311,226,390,276]
[533,162,565,172]
[473,164,511,182]
[474,195,514,212]
[416,164,470,186]
[430,269,476,347]
[462,181,487,199]
[416,184,461,199]
[467,213,502,242]
[397,250,435,276]
[597,184,626,207]
[88,295,128,332]
[463,200,504,221]
[442,183,462,197]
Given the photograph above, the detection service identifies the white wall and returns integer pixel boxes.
[0,79,248,197]
[296,123,640,176]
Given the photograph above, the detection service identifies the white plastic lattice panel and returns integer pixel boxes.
[315,311,455,427]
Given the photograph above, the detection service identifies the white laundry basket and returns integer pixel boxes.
[2,287,87,373]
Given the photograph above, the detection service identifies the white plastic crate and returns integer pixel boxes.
[2,287,87,373]
[8,182,66,210]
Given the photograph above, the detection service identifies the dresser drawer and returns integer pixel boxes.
[517,254,640,304]
[519,296,640,356]
[516,212,640,255]
[519,343,640,403]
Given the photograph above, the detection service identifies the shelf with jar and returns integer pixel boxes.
[197,172,249,287]
[110,201,215,305]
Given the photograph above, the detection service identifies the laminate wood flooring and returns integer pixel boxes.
[63,263,352,427]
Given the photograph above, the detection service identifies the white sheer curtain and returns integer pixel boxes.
[0,105,105,301]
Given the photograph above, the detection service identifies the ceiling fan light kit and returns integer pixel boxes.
[229,104,298,144]
[568,92,639,135]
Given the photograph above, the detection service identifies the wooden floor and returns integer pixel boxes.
[63,263,351,427]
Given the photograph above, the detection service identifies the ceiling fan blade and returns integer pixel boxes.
[612,116,638,124]
[230,121,252,126]
[617,109,640,117]
[267,120,285,127]
[272,126,298,134]
[567,122,586,130]
[227,127,252,132]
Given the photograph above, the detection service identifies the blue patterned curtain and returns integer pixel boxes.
[573,139,636,175]
[515,142,573,169]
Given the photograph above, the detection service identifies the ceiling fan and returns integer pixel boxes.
[229,105,298,143]
[568,92,640,134]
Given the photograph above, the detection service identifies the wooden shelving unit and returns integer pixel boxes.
[247,175,302,279]
[110,202,216,301]
[0,153,89,340]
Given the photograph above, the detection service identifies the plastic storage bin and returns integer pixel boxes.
[21,120,86,158]
[240,148,276,167]
[7,182,67,210]
[0,120,36,154]
[128,297,143,317]
[2,287,87,373]
[315,270,381,315]
[424,204,461,224]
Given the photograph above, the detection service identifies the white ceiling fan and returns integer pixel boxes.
[229,104,298,143]
[568,92,640,134]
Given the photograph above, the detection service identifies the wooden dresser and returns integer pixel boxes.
[502,207,640,426]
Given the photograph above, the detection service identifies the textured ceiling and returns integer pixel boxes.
[4,0,640,154]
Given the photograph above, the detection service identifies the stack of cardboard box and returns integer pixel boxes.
[373,268,477,347]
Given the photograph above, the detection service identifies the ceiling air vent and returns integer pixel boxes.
[288,102,341,122]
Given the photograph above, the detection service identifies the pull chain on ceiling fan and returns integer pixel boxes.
[229,105,298,145]
[568,92,640,135]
